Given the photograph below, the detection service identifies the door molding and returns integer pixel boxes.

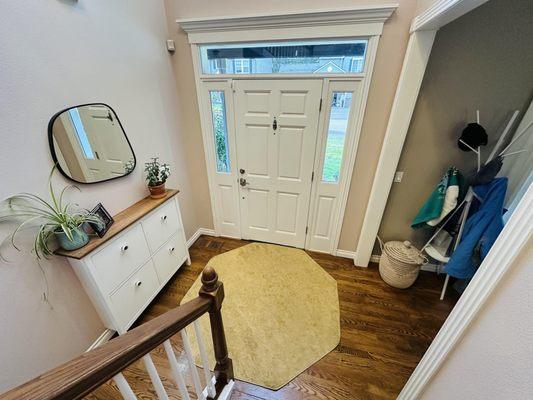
[182,8,393,256]
[399,186,532,399]
[178,5,397,44]
[343,1,514,399]
[354,0,490,267]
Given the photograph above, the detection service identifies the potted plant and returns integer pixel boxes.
[145,157,170,199]
[0,168,103,259]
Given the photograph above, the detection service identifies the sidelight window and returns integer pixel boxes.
[200,39,368,75]
[209,91,231,173]
[322,92,353,183]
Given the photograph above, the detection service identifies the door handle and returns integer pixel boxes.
[239,178,249,187]
[272,117,277,131]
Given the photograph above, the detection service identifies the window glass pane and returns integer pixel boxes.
[322,92,353,183]
[200,40,367,75]
[209,91,231,172]
[68,108,95,159]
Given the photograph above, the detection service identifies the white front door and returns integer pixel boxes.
[234,80,323,247]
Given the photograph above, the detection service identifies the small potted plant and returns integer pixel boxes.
[0,168,103,259]
[145,157,170,199]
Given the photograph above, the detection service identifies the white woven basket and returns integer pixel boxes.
[378,238,427,289]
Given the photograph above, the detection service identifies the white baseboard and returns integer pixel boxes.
[335,249,356,259]
[370,254,381,264]
[370,254,440,273]
[421,263,440,273]
[86,328,115,352]
[186,227,217,248]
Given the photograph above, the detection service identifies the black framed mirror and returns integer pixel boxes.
[48,103,136,184]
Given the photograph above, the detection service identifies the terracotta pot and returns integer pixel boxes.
[148,183,166,199]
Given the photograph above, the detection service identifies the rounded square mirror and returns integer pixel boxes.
[48,103,136,184]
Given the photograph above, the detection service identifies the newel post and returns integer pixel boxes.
[199,266,234,385]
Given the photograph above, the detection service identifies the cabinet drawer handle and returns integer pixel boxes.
[169,246,175,253]
[134,280,142,287]
[161,215,167,221]
[121,244,129,252]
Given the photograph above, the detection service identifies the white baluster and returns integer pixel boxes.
[193,320,216,398]
[163,340,191,400]
[113,373,137,400]
[181,329,206,400]
[142,354,169,400]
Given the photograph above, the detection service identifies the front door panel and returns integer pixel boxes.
[234,80,322,247]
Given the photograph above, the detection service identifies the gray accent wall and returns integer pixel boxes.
[379,0,533,248]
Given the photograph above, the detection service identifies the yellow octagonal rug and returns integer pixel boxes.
[181,242,340,390]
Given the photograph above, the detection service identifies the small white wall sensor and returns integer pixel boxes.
[166,39,175,53]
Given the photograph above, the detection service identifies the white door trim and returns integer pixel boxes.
[177,5,397,44]
[354,0,490,267]
[198,81,241,239]
[399,185,532,399]
[347,1,522,398]
[410,0,490,32]
[353,30,436,266]
[183,9,391,256]
[330,35,380,254]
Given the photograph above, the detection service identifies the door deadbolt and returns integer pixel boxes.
[239,168,245,174]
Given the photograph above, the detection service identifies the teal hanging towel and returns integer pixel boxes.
[411,167,466,229]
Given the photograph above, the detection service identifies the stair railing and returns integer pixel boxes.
[0,266,233,400]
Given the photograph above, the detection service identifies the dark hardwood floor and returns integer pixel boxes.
[88,236,458,400]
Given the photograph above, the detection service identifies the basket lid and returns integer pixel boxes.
[383,240,425,265]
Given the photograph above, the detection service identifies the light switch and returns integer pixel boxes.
[394,171,404,183]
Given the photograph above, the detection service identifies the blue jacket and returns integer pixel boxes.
[445,178,507,279]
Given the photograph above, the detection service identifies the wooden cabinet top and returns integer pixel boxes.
[56,189,179,260]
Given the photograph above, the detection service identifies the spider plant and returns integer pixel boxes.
[0,167,103,260]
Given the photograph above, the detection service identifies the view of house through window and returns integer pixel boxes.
[200,40,368,75]
[209,91,231,173]
[322,92,353,183]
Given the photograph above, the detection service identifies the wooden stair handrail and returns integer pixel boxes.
[1,266,233,400]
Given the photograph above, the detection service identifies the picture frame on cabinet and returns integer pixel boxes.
[89,203,114,237]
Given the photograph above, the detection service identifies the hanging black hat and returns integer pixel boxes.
[458,123,487,151]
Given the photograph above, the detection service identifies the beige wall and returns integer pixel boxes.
[0,0,198,392]
[164,0,419,251]
[415,0,439,15]
[420,238,533,399]
[379,0,533,247]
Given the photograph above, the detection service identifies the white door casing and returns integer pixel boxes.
[201,80,241,238]
[183,6,391,257]
[306,80,363,253]
[234,79,323,247]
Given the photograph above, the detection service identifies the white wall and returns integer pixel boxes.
[0,0,198,392]
[420,239,533,399]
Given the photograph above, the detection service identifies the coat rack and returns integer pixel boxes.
[420,109,529,299]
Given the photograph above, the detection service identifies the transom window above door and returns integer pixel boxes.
[199,40,368,75]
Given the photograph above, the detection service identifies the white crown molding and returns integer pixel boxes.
[411,0,489,32]
[177,5,398,34]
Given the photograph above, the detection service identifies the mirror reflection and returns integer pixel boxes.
[49,104,135,183]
